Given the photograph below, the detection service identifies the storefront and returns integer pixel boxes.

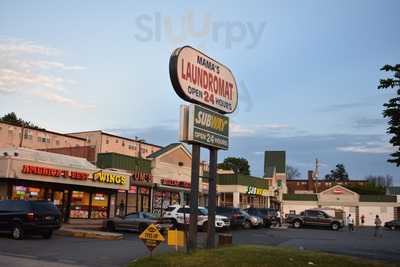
[152,178,191,215]
[115,171,154,216]
[0,148,129,222]
[147,143,194,215]
[213,174,270,209]
[282,185,400,226]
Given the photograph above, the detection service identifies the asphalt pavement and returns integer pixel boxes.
[0,227,399,267]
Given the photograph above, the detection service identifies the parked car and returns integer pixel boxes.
[384,219,400,230]
[244,208,277,228]
[163,205,230,231]
[104,212,172,233]
[0,200,61,240]
[215,207,246,228]
[240,210,263,229]
[286,209,343,231]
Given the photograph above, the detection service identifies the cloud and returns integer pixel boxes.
[337,143,394,154]
[317,102,372,112]
[230,122,290,137]
[0,38,92,109]
[353,117,386,129]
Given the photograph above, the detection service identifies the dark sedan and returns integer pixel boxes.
[103,212,172,233]
[244,208,277,228]
[384,219,400,230]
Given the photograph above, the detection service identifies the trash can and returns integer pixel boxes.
[218,233,232,247]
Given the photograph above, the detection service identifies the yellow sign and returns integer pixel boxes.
[167,229,185,247]
[139,224,165,242]
[93,171,126,185]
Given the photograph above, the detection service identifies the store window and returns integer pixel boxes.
[91,193,109,219]
[12,186,46,200]
[127,187,137,214]
[70,191,90,219]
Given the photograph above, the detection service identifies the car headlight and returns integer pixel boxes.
[250,217,257,224]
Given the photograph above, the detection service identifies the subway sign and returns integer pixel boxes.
[246,186,268,197]
[182,104,229,150]
[169,46,238,114]
[93,171,127,185]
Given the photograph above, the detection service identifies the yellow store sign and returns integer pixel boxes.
[93,171,127,185]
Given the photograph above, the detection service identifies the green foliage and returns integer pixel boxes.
[218,157,250,175]
[286,165,301,179]
[128,245,393,267]
[378,64,400,166]
[344,181,386,195]
[0,112,44,130]
[325,164,349,181]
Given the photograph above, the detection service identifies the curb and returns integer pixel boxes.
[56,229,124,240]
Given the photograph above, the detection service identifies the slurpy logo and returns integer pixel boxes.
[134,11,267,49]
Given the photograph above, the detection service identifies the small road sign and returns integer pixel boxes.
[138,224,165,254]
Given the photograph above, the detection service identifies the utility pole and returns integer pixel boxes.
[313,159,320,193]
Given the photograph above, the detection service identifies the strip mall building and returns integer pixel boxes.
[0,148,129,222]
[283,185,400,226]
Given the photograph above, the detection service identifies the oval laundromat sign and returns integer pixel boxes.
[169,46,238,114]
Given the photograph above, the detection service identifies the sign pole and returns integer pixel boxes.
[207,148,218,248]
[189,144,200,251]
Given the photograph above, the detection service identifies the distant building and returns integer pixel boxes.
[287,170,368,194]
[264,151,287,210]
[283,185,400,226]
[0,121,86,150]
[68,130,162,161]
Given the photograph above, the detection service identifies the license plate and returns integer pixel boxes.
[45,216,54,220]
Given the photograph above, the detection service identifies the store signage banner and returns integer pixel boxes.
[169,46,238,114]
[161,178,191,188]
[93,171,127,185]
[21,164,89,180]
[181,104,229,150]
[247,186,268,197]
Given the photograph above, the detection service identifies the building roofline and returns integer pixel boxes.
[0,121,87,141]
[286,179,367,182]
[67,130,163,148]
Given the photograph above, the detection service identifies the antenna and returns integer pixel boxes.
[313,159,320,193]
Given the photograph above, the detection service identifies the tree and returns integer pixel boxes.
[325,164,349,182]
[0,112,43,130]
[378,64,400,166]
[218,157,250,175]
[365,175,393,188]
[286,165,301,179]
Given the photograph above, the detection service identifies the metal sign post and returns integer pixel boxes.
[207,148,218,248]
[188,144,200,251]
[170,45,238,252]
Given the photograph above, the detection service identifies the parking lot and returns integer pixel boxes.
[0,226,399,267]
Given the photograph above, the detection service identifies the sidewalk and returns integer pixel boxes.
[56,224,123,240]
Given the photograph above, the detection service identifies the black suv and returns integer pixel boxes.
[216,207,245,228]
[0,200,61,239]
[245,208,277,228]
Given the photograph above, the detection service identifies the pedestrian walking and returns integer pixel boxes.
[276,210,282,227]
[361,215,365,226]
[374,215,382,237]
[118,200,125,217]
[347,214,354,232]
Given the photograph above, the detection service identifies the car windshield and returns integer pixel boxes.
[240,210,250,217]
[142,212,159,220]
[199,208,208,215]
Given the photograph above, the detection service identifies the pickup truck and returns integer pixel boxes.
[286,209,343,231]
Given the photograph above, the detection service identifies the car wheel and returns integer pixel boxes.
[202,221,208,232]
[265,223,272,229]
[293,220,302,229]
[331,222,339,231]
[106,221,115,232]
[11,225,24,240]
[170,219,178,229]
[243,220,251,229]
[42,230,53,239]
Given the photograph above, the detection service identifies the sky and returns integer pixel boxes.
[0,1,399,183]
